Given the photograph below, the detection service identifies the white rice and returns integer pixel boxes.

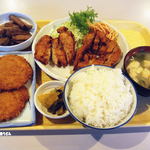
[68,67,134,128]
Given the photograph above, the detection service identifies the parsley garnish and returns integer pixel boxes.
[69,7,98,35]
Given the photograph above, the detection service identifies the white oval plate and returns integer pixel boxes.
[32,18,129,81]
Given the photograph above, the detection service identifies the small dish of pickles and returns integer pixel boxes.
[34,81,69,119]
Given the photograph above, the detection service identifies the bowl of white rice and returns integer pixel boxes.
[64,65,137,129]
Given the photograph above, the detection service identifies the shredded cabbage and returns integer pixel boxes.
[49,20,84,49]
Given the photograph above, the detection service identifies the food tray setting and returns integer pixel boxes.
[0,19,150,135]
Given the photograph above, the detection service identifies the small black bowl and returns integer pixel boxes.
[123,46,150,97]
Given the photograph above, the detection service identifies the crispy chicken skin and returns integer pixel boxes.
[51,38,59,65]
[52,38,67,67]
[75,53,104,70]
[92,31,101,51]
[74,31,96,68]
[104,44,122,67]
[35,35,52,65]
[74,29,122,70]
[57,26,75,65]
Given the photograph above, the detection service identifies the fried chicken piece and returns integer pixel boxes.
[75,56,104,70]
[57,26,75,65]
[105,40,117,53]
[51,38,59,65]
[104,44,122,67]
[57,26,68,33]
[0,86,29,122]
[35,35,52,65]
[82,31,96,47]
[0,55,33,90]
[96,30,107,43]
[51,38,67,67]
[92,31,101,51]
[73,24,122,70]
[99,45,107,54]
[56,47,67,67]
[74,31,96,69]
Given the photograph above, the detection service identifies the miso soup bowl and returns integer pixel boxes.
[124,46,150,97]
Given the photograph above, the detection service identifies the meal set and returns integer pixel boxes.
[0,7,149,130]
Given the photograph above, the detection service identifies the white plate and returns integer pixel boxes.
[0,51,36,128]
[32,18,129,81]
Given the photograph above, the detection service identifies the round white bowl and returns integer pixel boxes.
[64,65,137,130]
[34,81,69,119]
[32,17,129,81]
[0,12,37,51]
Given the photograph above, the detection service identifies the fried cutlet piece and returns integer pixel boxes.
[51,38,67,67]
[74,31,96,69]
[105,40,117,53]
[51,38,59,65]
[0,86,29,122]
[104,44,122,67]
[35,35,52,65]
[92,31,101,51]
[74,53,104,70]
[57,26,75,65]
[0,55,33,90]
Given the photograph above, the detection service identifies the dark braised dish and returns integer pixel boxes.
[0,15,32,46]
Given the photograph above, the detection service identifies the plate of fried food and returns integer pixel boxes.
[33,7,128,81]
[0,51,36,128]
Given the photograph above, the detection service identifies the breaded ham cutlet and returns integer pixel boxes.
[0,86,29,122]
[0,55,33,90]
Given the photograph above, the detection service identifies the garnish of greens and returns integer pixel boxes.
[69,7,98,35]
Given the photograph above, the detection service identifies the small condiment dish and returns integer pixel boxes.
[34,81,69,119]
